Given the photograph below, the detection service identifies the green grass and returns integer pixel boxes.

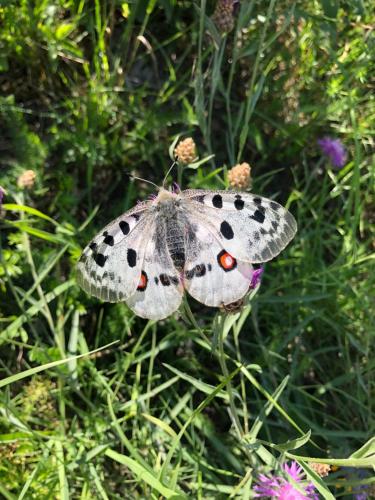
[0,1,374,498]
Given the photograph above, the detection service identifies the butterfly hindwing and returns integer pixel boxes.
[76,203,151,302]
[183,217,253,307]
[182,189,297,263]
[125,216,183,320]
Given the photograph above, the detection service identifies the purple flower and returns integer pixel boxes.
[250,266,264,289]
[254,461,319,499]
[0,186,4,206]
[318,137,347,169]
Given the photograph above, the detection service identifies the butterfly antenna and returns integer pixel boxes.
[162,161,177,189]
[126,172,159,190]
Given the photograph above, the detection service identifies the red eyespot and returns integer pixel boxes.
[137,271,148,291]
[217,250,237,272]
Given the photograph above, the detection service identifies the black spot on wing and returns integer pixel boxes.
[127,248,137,267]
[194,195,205,204]
[94,253,107,267]
[132,213,141,221]
[195,264,206,277]
[160,274,171,286]
[160,274,179,286]
[250,209,265,224]
[154,276,159,285]
[271,221,278,231]
[119,220,130,235]
[212,194,223,208]
[185,269,195,280]
[234,195,244,210]
[103,231,114,246]
[270,201,280,211]
[89,242,98,252]
[185,264,206,279]
[208,264,212,271]
[253,197,262,205]
[220,221,234,239]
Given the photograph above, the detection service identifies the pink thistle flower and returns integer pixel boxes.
[254,461,319,499]
[317,137,347,169]
[250,266,264,289]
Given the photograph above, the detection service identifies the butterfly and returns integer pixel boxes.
[76,187,297,320]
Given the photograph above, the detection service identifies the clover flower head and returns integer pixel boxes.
[317,137,347,169]
[174,138,197,165]
[254,461,319,500]
[0,186,5,205]
[227,162,251,190]
[17,169,37,189]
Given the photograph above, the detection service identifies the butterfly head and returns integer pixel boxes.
[154,187,179,204]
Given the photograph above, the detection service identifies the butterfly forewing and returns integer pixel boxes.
[182,190,297,263]
[76,203,151,302]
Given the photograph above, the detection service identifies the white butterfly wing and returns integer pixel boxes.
[182,189,297,263]
[125,218,183,320]
[182,216,254,307]
[76,203,151,302]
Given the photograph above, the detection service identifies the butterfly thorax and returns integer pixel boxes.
[153,188,179,204]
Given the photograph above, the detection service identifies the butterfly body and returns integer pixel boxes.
[77,187,297,320]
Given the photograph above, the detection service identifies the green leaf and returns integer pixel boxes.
[273,430,311,452]
[55,23,75,40]
[163,363,235,401]
[1,280,75,343]
[248,375,290,439]
[3,203,58,225]
[169,134,182,161]
[8,221,65,244]
[350,437,375,458]
[0,341,119,389]
[160,365,242,483]
[286,452,375,468]
[187,154,215,169]
[105,448,186,499]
